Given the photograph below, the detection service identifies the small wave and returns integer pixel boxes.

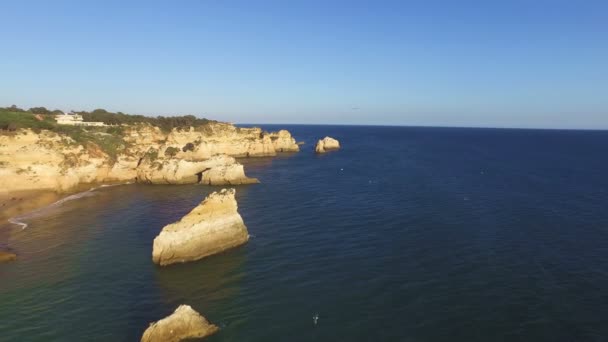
[7,218,28,229]
[8,182,130,229]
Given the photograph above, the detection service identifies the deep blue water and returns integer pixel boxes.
[1,125,608,341]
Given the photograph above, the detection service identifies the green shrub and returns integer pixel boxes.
[0,110,56,132]
[181,142,195,152]
[79,109,216,132]
[164,147,180,157]
[144,148,159,162]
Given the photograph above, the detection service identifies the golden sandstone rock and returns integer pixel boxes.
[152,189,248,266]
[136,154,258,185]
[315,136,340,153]
[0,123,298,194]
[141,305,218,342]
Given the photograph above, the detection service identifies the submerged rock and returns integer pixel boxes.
[137,154,258,185]
[141,305,218,342]
[315,136,340,153]
[0,250,17,263]
[152,188,249,266]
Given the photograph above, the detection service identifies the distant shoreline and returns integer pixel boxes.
[239,123,608,132]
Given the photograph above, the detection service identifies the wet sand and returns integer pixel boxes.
[0,190,63,224]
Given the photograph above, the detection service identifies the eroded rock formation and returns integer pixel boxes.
[315,136,340,153]
[136,154,258,185]
[152,188,249,266]
[141,305,218,342]
[267,129,300,152]
[0,122,297,194]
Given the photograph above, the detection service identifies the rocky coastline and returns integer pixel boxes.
[0,122,298,194]
[0,115,343,340]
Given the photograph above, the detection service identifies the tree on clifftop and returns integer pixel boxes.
[29,107,52,115]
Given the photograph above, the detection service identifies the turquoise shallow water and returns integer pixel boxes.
[1,125,608,341]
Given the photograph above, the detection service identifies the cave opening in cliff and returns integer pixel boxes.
[196,168,210,184]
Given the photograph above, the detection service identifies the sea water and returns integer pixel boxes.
[1,125,608,341]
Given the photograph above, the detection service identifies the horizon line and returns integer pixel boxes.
[237,122,608,132]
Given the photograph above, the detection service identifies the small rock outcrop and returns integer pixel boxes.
[267,130,300,152]
[315,136,340,153]
[141,305,218,342]
[0,250,17,263]
[137,154,258,185]
[152,188,249,266]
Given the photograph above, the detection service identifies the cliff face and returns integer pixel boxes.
[0,122,298,194]
[0,130,111,193]
[152,188,248,266]
[136,154,258,185]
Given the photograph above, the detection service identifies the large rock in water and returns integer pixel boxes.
[137,154,259,185]
[315,136,340,153]
[141,305,218,342]
[0,250,17,263]
[152,188,249,266]
[267,129,300,152]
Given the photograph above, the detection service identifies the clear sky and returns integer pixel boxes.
[1,0,607,128]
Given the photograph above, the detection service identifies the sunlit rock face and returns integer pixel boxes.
[315,136,340,153]
[135,154,258,185]
[140,305,218,342]
[152,188,249,266]
[0,122,296,193]
[267,129,300,152]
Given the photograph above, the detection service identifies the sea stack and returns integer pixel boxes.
[137,154,259,185]
[315,136,340,153]
[267,129,300,152]
[140,305,218,342]
[152,188,249,266]
[0,250,17,263]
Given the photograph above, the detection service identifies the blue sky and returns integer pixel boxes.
[1,0,607,128]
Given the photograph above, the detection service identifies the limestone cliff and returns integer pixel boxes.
[0,130,113,193]
[136,154,258,185]
[0,122,297,194]
[315,136,340,153]
[141,305,218,342]
[152,188,248,266]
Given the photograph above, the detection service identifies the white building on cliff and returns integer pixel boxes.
[55,112,105,126]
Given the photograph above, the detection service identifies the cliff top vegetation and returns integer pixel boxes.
[0,105,217,161]
[0,105,216,133]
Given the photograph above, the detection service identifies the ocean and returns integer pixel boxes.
[1,125,608,341]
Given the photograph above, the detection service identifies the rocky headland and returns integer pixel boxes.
[315,136,340,153]
[141,305,218,342]
[0,121,298,194]
[152,188,248,266]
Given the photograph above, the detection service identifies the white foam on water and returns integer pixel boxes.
[7,218,28,229]
[7,182,130,229]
